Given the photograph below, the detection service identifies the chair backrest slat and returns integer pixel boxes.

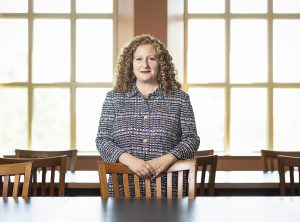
[156,177,162,199]
[278,155,300,196]
[123,174,130,198]
[134,174,140,198]
[50,167,55,196]
[98,159,197,199]
[145,179,151,198]
[177,171,183,199]
[167,172,172,199]
[196,155,218,196]
[3,175,10,197]
[111,173,119,199]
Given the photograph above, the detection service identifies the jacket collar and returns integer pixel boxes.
[127,82,164,99]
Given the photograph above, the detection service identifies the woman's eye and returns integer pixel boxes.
[135,57,142,61]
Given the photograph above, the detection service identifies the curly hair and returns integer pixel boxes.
[114,34,181,94]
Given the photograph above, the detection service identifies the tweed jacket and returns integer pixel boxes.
[96,83,200,197]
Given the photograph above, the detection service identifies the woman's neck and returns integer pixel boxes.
[136,81,159,98]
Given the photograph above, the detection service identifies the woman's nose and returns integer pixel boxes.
[141,58,149,67]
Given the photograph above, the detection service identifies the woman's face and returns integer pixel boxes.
[133,44,159,85]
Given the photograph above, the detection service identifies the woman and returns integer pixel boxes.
[96,34,200,197]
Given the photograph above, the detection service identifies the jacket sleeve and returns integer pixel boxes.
[95,91,125,162]
[170,93,200,159]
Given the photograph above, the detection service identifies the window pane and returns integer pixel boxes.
[231,0,267,13]
[32,19,70,83]
[0,89,27,154]
[76,0,113,13]
[230,89,267,153]
[189,88,224,151]
[273,20,300,83]
[76,88,111,151]
[274,89,300,150]
[34,0,70,13]
[274,0,300,13]
[76,19,113,82]
[188,19,225,83]
[0,19,28,83]
[0,0,27,12]
[32,89,70,149]
[230,19,267,83]
[188,0,225,13]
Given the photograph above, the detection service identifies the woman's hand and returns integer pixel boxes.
[147,154,177,179]
[118,153,156,178]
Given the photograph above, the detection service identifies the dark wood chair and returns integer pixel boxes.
[194,149,214,157]
[0,156,67,196]
[196,155,218,196]
[0,162,33,198]
[261,149,300,171]
[98,159,197,199]
[278,155,300,196]
[8,149,77,172]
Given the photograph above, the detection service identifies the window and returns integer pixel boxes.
[186,0,300,153]
[0,0,115,153]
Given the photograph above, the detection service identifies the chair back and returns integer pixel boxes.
[0,162,33,198]
[194,149,214,157]
[98,159,197,199]
[261,149,300,171]
[278,155,300,196]
[14,149,77,172]
[196,155,218,196]
[0,156,67,196]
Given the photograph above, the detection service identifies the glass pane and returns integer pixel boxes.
[188,0,225,13]
[274,89,300,150]
[230,88,267,153]
[0,89,27,155]
[76,88,111,151]
[230,19,267,83]
[274,0,300,13]
[76,19,113,82]
[32,19,70,83]
[76,0,113,13]
[189,88,224,151]
[0,0,27,12]
[0,19,28,83]
[231,0,267,13]
[273,20,300,83]
[34,0,70,13]
[32,89,70,149]
[188,19,225,83]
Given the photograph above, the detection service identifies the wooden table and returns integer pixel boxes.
[1,196,300,222]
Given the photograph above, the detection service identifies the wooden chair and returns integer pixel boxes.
[9,149,77,172]
[278,155,300,196]
[98,159,197,199]
[0,162,33,198]
[196,155,218,196]
[0,156,67,196]
[194,149,214,157]
[261,149,300,171]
